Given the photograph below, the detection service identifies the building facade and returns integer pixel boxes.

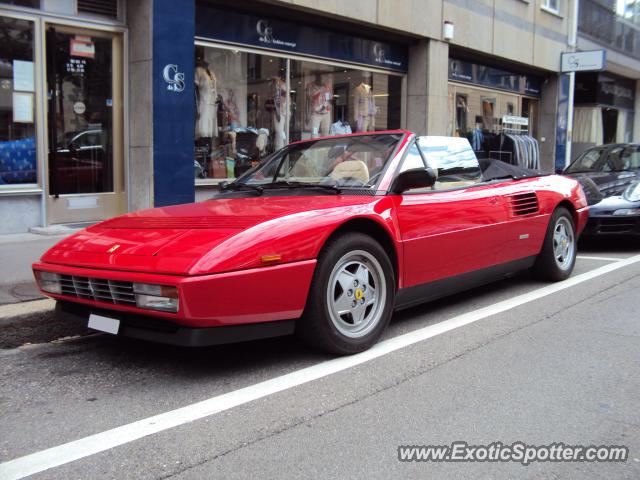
[0,0,579,234]
[572,0,640,162]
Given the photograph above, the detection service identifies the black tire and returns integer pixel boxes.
[532,207,577,281]
[297,232,395,355]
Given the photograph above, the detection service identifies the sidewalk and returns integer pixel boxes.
[0,229,90,348]
[0,229,76,305]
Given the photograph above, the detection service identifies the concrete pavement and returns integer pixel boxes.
[0,229,79,305]
[0,249,639,479]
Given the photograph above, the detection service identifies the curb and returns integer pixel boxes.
[0,299,90,349]
[0,299,55,321]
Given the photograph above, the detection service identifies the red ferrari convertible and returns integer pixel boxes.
[34,131,588,354]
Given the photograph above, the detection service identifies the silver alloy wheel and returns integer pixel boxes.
[326,249,387,339]
[552,216,575,270]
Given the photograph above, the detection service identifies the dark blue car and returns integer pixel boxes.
[564,144,640,236]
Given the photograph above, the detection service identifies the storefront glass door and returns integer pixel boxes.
[45,24,124,225]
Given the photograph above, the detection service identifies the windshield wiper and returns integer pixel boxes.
[263,181,342,194]
[221,182,264,194]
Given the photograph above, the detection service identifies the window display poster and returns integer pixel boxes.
[13,60,34,92]
[13,92,34,123]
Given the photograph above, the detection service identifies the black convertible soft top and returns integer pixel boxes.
[478,159,546,181]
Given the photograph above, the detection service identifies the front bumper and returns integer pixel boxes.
[582,215,640,236]
[56,301,295,347]
[33,259,317,329]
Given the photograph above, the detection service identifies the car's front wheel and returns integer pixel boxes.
[532,207,577,281]
[297,232,395,355]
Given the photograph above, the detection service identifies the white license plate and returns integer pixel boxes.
[88,314,120,335]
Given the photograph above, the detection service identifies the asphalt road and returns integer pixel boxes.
[1,239,639,479]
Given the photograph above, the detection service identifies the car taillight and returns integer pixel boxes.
[133,283,179,312]
[34,270,62,294]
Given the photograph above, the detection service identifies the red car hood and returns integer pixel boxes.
[40,196,378,275]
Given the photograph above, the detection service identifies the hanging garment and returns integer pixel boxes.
[471,128,484,151]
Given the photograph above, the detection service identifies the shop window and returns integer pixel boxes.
[194,46,286,181]
[541,0,560,14]
[194,45,403,183]
[288,60,402,142]
[455,94,468,135]
[481,97,496,131]
[0,16,37,187]
[0,1,40,7]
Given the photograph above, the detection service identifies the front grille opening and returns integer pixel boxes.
[598,218,638,234]
[60,275,136,306]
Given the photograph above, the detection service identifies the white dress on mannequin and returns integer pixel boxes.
[195,65,218,138]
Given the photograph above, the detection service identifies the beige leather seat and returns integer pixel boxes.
[289,156,318,177]
[330,160,370,183]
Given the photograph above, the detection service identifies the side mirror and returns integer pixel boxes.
[390,167,437,194]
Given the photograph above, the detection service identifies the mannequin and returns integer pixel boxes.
[223,88,241,130]
[268,77,289,150]
[353,72,377,132]
[306,73,332,138]
[195,58,218,140]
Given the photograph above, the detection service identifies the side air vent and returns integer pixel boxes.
[508,192,539,216]
[78,0,118,18]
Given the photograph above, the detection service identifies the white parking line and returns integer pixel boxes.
[576,255,627,262]
[2,254,640,480]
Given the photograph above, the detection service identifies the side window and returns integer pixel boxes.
[397,143,432,193]
[399,144,426,173]
[603,147,625,172]
[417,137,482,191]
[621,146,640,170]
[568,149,602,173]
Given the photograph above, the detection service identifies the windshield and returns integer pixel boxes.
[235,134,402,190]
[566,145,640,174]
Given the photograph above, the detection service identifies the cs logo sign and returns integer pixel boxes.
[163,64,185,93]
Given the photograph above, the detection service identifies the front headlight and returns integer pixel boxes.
[623,182,640,202]
[133,283,179,312]
[34,271,61,294]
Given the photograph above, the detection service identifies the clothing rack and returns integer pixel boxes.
[496,117,539,170]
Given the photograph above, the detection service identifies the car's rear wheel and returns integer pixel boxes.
[297,232,395,355]
[532,207,576,281]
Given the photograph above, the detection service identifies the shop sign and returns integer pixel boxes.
[449,58,543,97]
[502,115,529,126]
[195,6,408,72]
[561,50,606,73]
[162,64,185,93]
